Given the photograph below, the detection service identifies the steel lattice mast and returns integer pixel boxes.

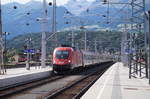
[129,0,147,79]
[102,0,148,83]
[145,11,150,84]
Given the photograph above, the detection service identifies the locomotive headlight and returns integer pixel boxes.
[68,60,71,63]
[53,60,56,64]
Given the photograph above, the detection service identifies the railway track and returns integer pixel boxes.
[41,62,113,99]
[1,62,113,99]
[0,75,65,98]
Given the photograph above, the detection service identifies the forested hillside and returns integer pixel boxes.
[7,30,121,54]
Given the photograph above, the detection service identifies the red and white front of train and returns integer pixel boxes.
[52,47,73,72]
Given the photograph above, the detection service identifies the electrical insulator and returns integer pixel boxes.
[106,22,110,24]
[103,0,107,4]
[66,11,70,14]
[27,12,30,15]
[49,2,52,6]
[65,22,69,24]
[36,19,39,21]
[102,15,106,17]
[45,10,48,14]
[86,9,89,12]
[26,23,30,26]
[13,6,17,9]
[80,26,84,29]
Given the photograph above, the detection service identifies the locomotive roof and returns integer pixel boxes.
[54,47,74,51]
[55,45,78,50]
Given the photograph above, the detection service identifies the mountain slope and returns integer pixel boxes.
[2,1,69,38]
[1,0,137,38]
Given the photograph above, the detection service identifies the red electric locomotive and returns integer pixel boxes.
[52,46,83,73]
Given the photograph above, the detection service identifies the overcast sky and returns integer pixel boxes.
[0,0,120,4]
[1,0,150,5]
[1,0,149,10]
[1,0,68,5]
[1,0,96,5]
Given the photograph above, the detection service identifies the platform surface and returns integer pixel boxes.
[0,66,52,79]
[0,66,52,88]
[81,62,150,99]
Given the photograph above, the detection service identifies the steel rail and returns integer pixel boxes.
[73,63,112,99]
[0,75,65,98]
[45,62,113,99]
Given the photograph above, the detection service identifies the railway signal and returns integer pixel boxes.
[13,6,17,9]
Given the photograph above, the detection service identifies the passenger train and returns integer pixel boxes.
[52,46,111,73]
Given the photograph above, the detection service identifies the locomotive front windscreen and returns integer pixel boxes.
[55,50,69,59]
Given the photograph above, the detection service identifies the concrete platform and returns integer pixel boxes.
[81,62,150,99]
[0,66,52,88]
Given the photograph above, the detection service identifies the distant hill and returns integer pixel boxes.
[7,30,121,54]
